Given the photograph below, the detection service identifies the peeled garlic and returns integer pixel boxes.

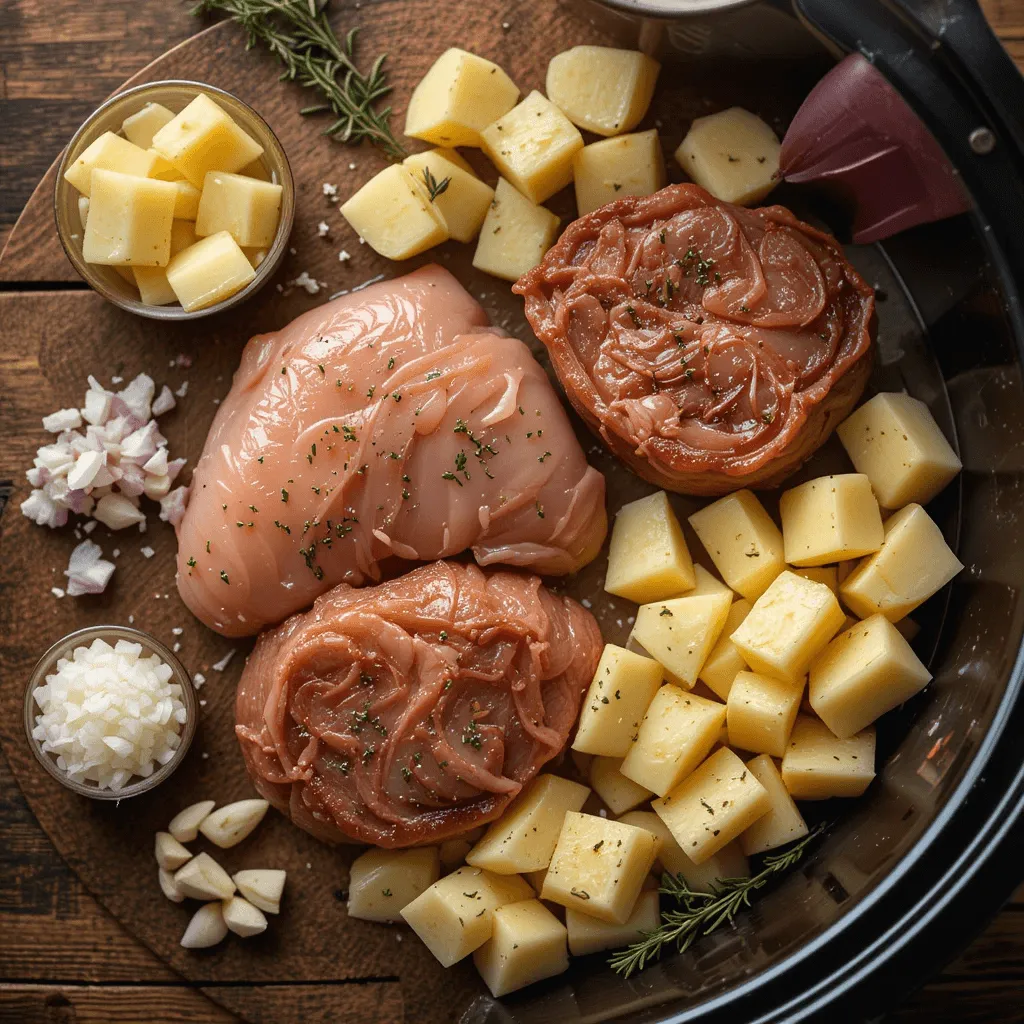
[181,901,228,949]
[222,896,268,937]
[232,869,286,915]
[169,800,216,843]
[159,867,186,903]
[155,831,192,872]
[198,798,269,849]
[174,851,235,901]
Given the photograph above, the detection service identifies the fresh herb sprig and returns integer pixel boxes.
[189,0,407,160]
[608,826,823,979]
[421,166,451,203]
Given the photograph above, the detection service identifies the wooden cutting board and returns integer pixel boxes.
[0,5,830,1021]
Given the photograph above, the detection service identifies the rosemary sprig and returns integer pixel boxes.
[609,825,824,980]
[421,166,451,203]
[188,0,407,160]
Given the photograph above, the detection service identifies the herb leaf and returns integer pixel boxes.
[421,166,451,203]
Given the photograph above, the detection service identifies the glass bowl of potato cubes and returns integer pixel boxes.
[54,80,294,320]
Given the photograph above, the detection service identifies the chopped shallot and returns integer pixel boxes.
[64,539,116,596]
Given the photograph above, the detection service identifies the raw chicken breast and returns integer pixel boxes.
[235,561,602,847]
[176,266,606,636]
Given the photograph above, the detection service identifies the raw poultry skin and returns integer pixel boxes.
[175,266,607,636]
[235,561,602,847]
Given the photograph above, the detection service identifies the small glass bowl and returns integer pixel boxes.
[53,80,295,321]
[24,625,198,800]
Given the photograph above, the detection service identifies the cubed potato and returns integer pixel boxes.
[473,899,568,997]
[77,195,91,230]
[64,131,165,197]
[164,230,256,312]
[82,169,177,266]
[791,566,839,594]
[340,163,448,260]
[542,813,660,924]
[572,644,663,757]
[620,686,726,796]
[699,599,752,700]
[195,171,283,248]
[472,177,560,281]
[726,670,803,759]
[653,747,770,865]
[400,865,533,967]
[480,91,584,204]
[780,474,884,567]
[895,617,921,642]
[121,102,176,149]
[405,48,520,148]
[688,489,785,601]
[840,503,963,622]
[546,46,660,137]
[837,392,962,508]
[781,715,875,799]
[146,151,185,182]
[588,756,653,815]
[566,889,660,957]
[573,130,666,215]
[402,148,495,243]
[809,613,931,738]
[688,565,733,600]
[466,774,590,874]
[605,490,695,603]
[675,107,781,206]
[346,846,440,923]
[151,92,264,188]
[134,220,198,305]
[170,180,201,221]
[731,570,846,685]
[740,754,808,855]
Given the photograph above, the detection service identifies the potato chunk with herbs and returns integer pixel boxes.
[403,148,495,243]
[64,131,166,197]
[782,716,875,799]
[164,230,256,311]
[346,847,440,923]
[726,670,803,759]
[567,889,660,957]
[121,102,176,150]
[195,171,283,248]
[698,599,752,701]
[740,754,808,855]
[134,220,198,306]
[473,899,569,997]
[472,177,560,282]
[588,756,653,816]
[82,169,178,267]
[573,129,666,215]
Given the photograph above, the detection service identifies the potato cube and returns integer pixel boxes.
[466,774,590,874]
[782,716,875,799]
[689,564,732,599]
[620,686,726,796]
[542,813,660,924]
[566,889,660,957]
[675,107,781,206]
[134,220,198,305]
[740,754,808,855]
[121,102,176,149]
[146,151,185,182]
[473,899,568,997]
[546,46,660,137]
[472,177,560,281]
[605,490,695,603]
[340,163,448,260]
[400,866,533,967]
[840,503,963,622]
[837,392,962,508]
[346,847,440,923]
[631,589,732,688]
[573,130,666,215]
[403,148,495,243]
[791,566,839,594]
[726,670,803,759]
[572,644,663,757]
[170,180,201,221]
[699,599,752,700]
[481,91,584,204]
[588,756,652,815]
[731,571,845,685]
[195,171,283,248]
[64,131,165,197]
[405,48,520,148]
[82,169,177,267]
[165,230,256,312]
[151,92,263,188]
[653,747,770,865]
[688,489,785,601]
[809,614,931,738]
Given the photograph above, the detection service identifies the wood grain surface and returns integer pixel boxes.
[1,1,1023,1023]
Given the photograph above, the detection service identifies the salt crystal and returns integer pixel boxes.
[140,546,155,559]
[193,673,206,689]
[338,250,351,262]
[317,221,330,237]
[51,587,65,599]
[174,381,190,398]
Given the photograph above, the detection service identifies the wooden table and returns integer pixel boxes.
[1,1,1023,1021]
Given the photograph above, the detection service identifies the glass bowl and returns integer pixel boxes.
[24,625,198,800]
[53,80,295,321]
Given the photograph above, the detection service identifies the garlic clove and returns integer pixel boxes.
[181,901,228,949]
[174,852,236,901]
[222,896,268,938]
[159,867,186,903]
[198,798,270,849]
[155,831,192,871]
[168,800,216,843]
[232,869,286,915]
